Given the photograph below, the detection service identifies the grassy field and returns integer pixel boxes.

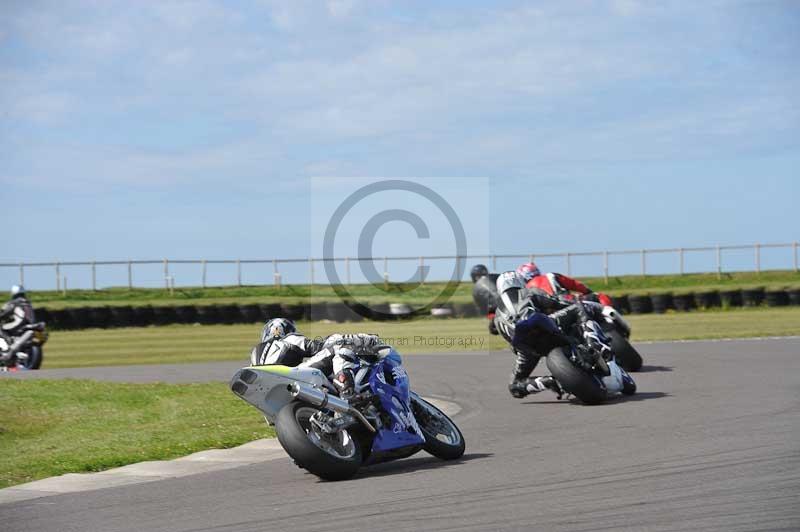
[28,270,800,309]
[36,306,800,368]
[0,379,273,489]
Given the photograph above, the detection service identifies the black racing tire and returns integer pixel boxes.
[17,345,43,370]
[275,402,362,481]
[606,329,643,372]
[545,347,606,405]
[411,396,465,460]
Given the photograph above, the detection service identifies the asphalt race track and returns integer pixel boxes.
[2,338,799,532]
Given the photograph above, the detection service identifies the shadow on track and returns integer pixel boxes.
[638,365,674,373]
[522,391,670,406]
[350,453,494,480]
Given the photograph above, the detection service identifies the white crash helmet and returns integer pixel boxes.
[10,285,26,299]
[260,318,296,343]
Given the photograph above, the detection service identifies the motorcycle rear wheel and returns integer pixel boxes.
[17,345,42,370]
[411,396,465,460]
[546,347,606,405]
[276,402,362,481]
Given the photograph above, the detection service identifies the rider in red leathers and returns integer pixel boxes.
[516,262,613,307]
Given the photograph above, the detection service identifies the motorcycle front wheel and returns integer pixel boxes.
[545,347,607,405]
[411,395,465,460]
[276,402,362,481]
[606,329,643,372]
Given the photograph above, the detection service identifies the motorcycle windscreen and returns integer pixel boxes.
[368,356,425,452]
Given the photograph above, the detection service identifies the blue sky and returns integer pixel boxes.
[1,0,798,287]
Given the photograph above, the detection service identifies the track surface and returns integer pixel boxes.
[2,339,799,531]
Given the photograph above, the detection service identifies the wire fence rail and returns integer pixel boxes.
[2,241,798,291]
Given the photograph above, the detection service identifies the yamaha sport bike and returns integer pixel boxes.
[230,347,465,480]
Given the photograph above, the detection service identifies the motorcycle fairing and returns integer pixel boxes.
[230,365,330,423]
[367,353,425,452]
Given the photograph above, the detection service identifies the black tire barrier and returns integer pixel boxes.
[789,289,800,306]
[720,289,743,308]
[196,305,220,325]
[68,307,93,329]
[323,302,360,323]
[279,303,307,322]
[109,306,136,328]
[307,302,329,322]
[628,295,653,314]
[673,293,696,312]
[49,309,73,330]
[695,291,721,309]
[257,303,281,322]
[610,295,630,314]
[35,307,51,325]
[239,304,262,323]
[650,293,674,314]
[741,288,765,307]
[765,290,789,307]
[151,306,177,326]
[216,304,241,324]
[133,306,156,326]
[174,305,198,324]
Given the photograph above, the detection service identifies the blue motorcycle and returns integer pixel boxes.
[230,347,465,481]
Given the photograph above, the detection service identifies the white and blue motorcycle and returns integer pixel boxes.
[230,348,465,481]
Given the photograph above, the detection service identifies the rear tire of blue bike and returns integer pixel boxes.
[546,347,606,405]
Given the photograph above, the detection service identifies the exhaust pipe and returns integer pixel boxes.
[0,330,34,363]
[289,382,376,433]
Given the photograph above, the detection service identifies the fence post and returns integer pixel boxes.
[63,276,67,295]
[603,251,609,286]
[345,257,350,285]
[794,242,798,273]
[236,259,242,287]
[163,259,169,289]
[640,249,646,277]
[492,255,497,271]
[201,260,207,288]
[716,245,722,280]
[566,253,571,276]
[755,243,761,274]
[679,248,684,275]
[383,257,389,288]
[127,260,133,289]
[55,262,61,291]
[419,256,424,285]
[91,261,96,290]
[19,263,24,286]
[309,259,315,286]
[272,259,279,287]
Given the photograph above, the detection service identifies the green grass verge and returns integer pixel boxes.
[29,270,800,309]
[38,306,800,369]
[0,379,273,489]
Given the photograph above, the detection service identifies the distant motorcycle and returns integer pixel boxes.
[230,347,465,481]
[0,322,48,371]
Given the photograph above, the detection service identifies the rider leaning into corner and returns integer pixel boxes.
[492,270,620,399]
[516,262,614,307]
[0,285,35,351]
[250,318,388,399]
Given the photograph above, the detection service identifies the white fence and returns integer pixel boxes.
[1,242,798,291]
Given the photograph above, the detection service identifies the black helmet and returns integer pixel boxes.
[470,264,489,283]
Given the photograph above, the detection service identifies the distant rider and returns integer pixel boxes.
[0,285,35,350]
[250,318,388,399]
[493,271,610,399]
[516,262,613,307]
